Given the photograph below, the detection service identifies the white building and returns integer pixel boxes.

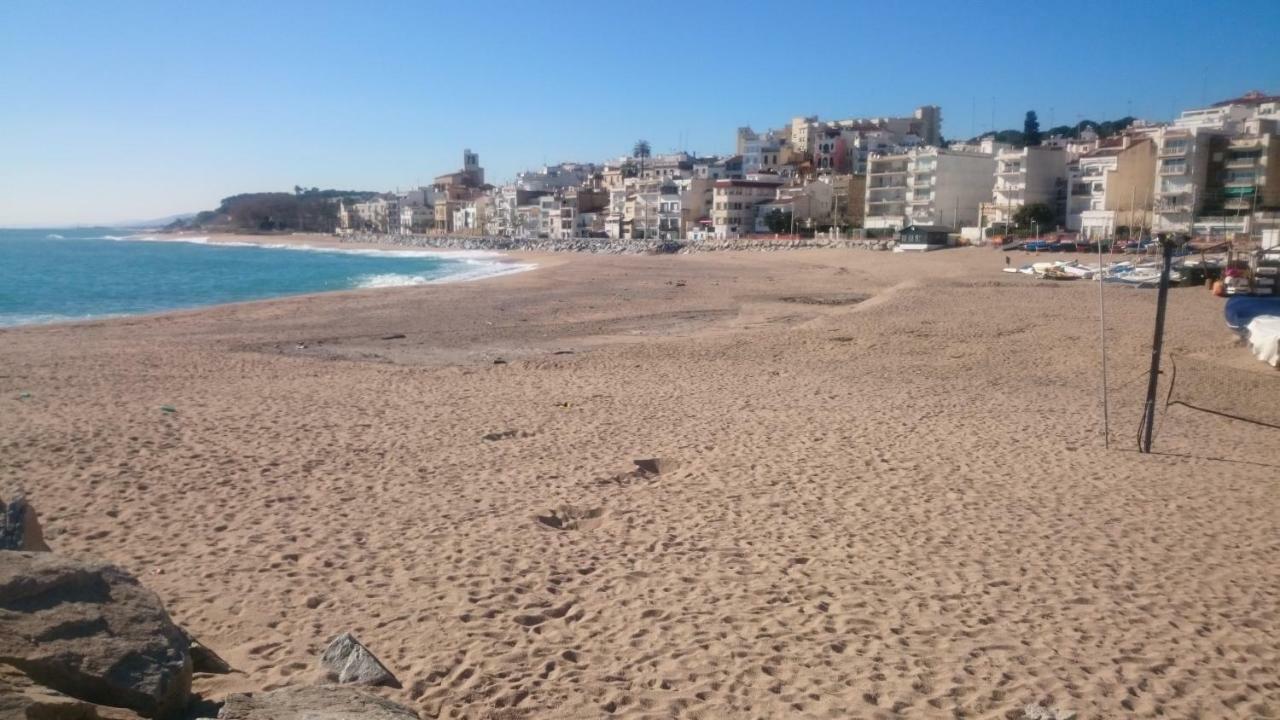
[989,146,1069,227]
[864,147,996,231]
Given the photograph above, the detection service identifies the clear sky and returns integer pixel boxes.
[2,0,1279,227]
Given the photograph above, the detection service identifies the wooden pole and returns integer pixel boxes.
[1140,235,1176,453]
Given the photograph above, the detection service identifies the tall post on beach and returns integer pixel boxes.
[1139,234,1177,453]
[1098,232,1110,449]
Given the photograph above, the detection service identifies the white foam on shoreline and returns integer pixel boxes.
[127,234,510,261]
[355,258,537,288]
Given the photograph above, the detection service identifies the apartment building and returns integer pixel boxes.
[989,146,1068,226]
[824,173,866,228]
[1150,127,1222,232]
[865,148,995,231]
[711,175,785,238]
[1066,136,1157,238]
[788,106,940,154]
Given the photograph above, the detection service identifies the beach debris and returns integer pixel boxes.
[319,633,401,688]
[0,551,193,719]
[482,429,531,442]
[379,333,406,340]
[633,457,676,476]
[17,392,31,400]
[536,505,606,531]
[1,490,50,552]
[552,350,575,355]
[779,293,868,306]
[295,343,307,350]
[1023,703,1077,720]
[160,405,177,414]
[217,685,418,720]
[493,358,508,365]
[596,457,676,487]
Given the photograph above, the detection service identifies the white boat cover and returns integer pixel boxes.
[1246,316,1280,367]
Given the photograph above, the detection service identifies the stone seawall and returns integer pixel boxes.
[334,233,897,254]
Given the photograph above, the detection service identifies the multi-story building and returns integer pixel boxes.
[1066,135,1157,238]
[711,175,785,238]
[989,146,1068,227]
[399,204,433,234]
[865,148,995,231]
[737,127,787,174]
[1150,126,1222,232]
[823,173,866,229]
[1196,118,1280,238]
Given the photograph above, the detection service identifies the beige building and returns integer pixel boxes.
[712,176,784,238]
[1067,136,1157,238]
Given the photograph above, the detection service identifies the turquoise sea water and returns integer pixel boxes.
[0,228,521,327]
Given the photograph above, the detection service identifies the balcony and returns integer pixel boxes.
[996,166,1023,176]
[1224,198,1252,211]
[1158,164,1188,176]
[1225,157,1260,169]
[1158,145,1190,158]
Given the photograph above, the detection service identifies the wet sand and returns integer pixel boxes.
[2,242,1278,719]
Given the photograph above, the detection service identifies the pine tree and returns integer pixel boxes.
[1023,111,1042,147]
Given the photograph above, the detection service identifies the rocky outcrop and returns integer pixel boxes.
[1,491,50,552]
[0,551,192,719]
[319,633,400,688]
[0,663,145,719]
[217,686,418,720]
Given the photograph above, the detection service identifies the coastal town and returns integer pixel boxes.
[335,92,1280,248]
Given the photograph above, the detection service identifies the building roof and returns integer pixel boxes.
[1211,90,1280,107]
[714,179,782,189]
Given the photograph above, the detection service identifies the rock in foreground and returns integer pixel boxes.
[0,663,144,719]
[218,685,418,720]
[0,551,192,718]
[0,491,50,552]
[319,633,400,688]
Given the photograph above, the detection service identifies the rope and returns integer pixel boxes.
[1163,355,1280,431]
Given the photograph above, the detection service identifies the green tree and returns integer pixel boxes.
[764,209,792,234]
[632,140,651,177]
[1013,202,1055,231]
[1023,111,1041,146]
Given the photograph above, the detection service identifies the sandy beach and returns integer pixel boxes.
[2,240,1278,719]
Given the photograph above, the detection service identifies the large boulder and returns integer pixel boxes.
[0,663,143,719]
[217,686,418,720]
[1,492,50,552]
[0,551,192,719]
[319,633,400,688]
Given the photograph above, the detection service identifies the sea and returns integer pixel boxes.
[0,228,529,327]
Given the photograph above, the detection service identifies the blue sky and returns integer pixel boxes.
[2,0,1278,226]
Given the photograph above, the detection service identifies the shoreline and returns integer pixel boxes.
[0,231,542,330]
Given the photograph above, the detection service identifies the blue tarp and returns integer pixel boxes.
[1224,295,1280,330]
